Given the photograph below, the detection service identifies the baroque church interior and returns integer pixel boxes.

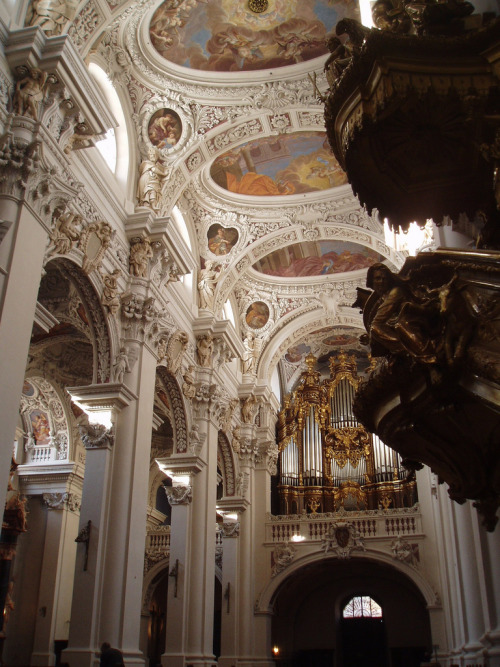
[0,0,499,666]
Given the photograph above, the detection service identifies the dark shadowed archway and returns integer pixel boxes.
[271,557,431,667]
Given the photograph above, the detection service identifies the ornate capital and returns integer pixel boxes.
[222,520,240,538]
[43,492,81,512]
[78,422,114,450]
[0,130,42,200]
[165,484,192,505]
[121,292,167,344]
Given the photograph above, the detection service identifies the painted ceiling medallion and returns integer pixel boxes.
[248,0,269,13]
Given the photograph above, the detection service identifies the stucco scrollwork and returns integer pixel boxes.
[391,536,420,568]
[80,221,114,275]
[165,331,189,375]
[321,521,366,559]
[47,205,83,257]
[158,371,188,454]
[271,542,296,577]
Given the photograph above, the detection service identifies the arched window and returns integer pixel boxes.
[343,595,383,618]
[88,62,129,186]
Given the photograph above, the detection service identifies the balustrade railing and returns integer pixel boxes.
[265,506,422,543]
[146,526,171,552]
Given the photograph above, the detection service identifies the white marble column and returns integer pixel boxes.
[245,455,275,667]
[30,493,81,666]
[160,472,197,667]
[158,373,222,667]
[481,525,500,665]
[0,200,49,507]
[216,500,247,667]
[62,372,153,667]
[185,402,219,667]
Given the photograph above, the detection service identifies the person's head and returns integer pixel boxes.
[366,263,395,296]
[101,642,111,653]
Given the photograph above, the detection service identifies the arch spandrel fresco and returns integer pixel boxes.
[210,132,347,196]
[253,241,383,277]
[150,0,360,72]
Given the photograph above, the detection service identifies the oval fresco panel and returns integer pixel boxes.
[246,301,270,329]
[207,223,239,255]
[253,241,383,277]
[210,132,346,196]
[148,108,182,149]
[150,0,360,72]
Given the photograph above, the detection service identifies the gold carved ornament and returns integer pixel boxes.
[325,426,371,469]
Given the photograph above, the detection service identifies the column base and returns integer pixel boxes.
[62,648,145,667]
[30,652,56,667]
[61,648,97,667]
[162,654,217,667]
[235,659,276,667]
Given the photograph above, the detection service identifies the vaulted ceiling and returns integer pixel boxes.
[30,0,411,395]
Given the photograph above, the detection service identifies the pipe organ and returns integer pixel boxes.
[277,353,417,515]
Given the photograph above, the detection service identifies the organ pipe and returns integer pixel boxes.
[277,352,418,514]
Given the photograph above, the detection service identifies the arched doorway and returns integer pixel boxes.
[148,571,168,667]
[339,595,387,667]
[271,558,431,667]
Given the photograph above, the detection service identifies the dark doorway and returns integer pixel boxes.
[213,576,222,659]
[148,570,168,667]
[293,649,335,666]
[340,617,387,667]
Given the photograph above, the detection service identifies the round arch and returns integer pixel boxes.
[256,309,365,383]
[260,551,435,667]
[217,431,236,497]
[51,258,115,384]
[257,549,439,614]
[156,367,189,454]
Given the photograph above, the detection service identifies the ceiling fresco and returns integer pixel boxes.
[149,0,360,72]
[283,325,369,391]
[210,132,347,196]
[253,241,383,277]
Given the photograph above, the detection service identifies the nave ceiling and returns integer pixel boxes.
[19,0,414,395]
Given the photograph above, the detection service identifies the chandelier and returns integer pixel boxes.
[277,353,417,515]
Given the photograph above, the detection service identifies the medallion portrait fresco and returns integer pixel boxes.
[246,301,270,329]
[148,109,182,149]
[149,0,360,72]
[253,241,383,278]
[210,132,347,196]
[207,224,239,255]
